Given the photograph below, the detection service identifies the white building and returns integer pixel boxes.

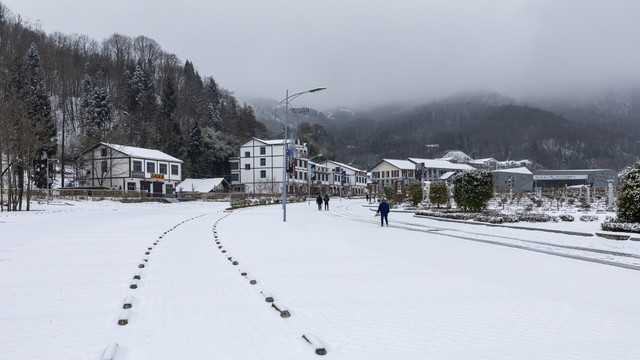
[369,159,417,188]
[229,138,310,194]
[320,160,368,196]
[80,143,182,196]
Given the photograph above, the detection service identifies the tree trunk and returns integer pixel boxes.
[26,163,32,211]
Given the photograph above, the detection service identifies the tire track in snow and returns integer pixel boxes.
[325,203,640,272]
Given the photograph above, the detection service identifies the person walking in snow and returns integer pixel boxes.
[316,194,323,210]
[323,194,330,210]
[376,198,390,227]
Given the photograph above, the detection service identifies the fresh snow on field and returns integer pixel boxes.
[1,199,640,359]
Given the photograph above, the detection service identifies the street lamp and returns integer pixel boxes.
[280,87,326,222]
[307,153,323,205]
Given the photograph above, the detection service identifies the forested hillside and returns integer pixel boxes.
[0,2,265,203]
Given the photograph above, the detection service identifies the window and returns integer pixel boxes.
[159,164,168,174]
[260,170,266,179]
[244,151,250,158]
[147,162,155,173]
[127,182,136,191]
[101,148,107,157]
[171,164,179,175]
[166,184,174,195]
[101,160,108,174]
[260,147,266,155]
[133,160,142,172]
[231,174,239,182]
[245,164,251,170]
[230,162,238,170]
[260,158,266,166]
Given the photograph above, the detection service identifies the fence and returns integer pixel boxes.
[1,189,148,202]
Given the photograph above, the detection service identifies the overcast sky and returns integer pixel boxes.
[3,0,640,110]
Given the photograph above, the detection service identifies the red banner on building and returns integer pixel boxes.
[150,173,165,179]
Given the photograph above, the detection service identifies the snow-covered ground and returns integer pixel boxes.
[1,199,640,359]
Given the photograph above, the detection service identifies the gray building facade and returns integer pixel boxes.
[533,169,617,188]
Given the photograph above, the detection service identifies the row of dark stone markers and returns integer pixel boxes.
[100,211,326,359]
[101,214,207,360]
[211,212,327,356]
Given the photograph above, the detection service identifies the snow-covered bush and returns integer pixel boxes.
[601,222,640,233]
[453,169,493,212]
[559,214,574,222]
[518,213,552,222]
[474,214,506,223]
[579,215,598,222]
[617,162,640,223]
[416,210,476,220]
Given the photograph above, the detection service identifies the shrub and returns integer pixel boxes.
[518,213,551,222]
[579,215,598,222]
[617,163,640,223]
[452,169,494,212]
[559,214,574,222]
[429,181,449,208]
[601,222,640,233]
[407,182,423,206]
[382,186,394,204]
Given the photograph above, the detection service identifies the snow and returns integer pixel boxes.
[176,178,226,193]
[408,158,475,171]
[100,143,183,163]
[381,159,418,170]
[493,166,532,175]
[2,199,640,359]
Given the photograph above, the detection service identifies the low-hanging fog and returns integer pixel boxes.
[3,0,640,110]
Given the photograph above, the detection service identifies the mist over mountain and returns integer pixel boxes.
[2,0,639,182]
[250,90,640,171]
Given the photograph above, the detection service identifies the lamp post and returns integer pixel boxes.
[307,153,323,205]
[280,87,326,222]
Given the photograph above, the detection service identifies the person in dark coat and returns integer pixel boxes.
[376,198,390,227]
[323,194,330,210]
[316,194,323,210]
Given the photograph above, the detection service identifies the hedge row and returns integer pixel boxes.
[417,210,576,224]
[601,222,640,233]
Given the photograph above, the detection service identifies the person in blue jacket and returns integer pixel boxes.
[376,198,390,227]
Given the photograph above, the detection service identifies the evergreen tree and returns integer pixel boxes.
[159,75,183,156]
[453,169,493,212]
[16,43,57,189]
[617,163,640,223]
[124,60,156,146]
[204,77,222,129]
[200,128,239,177]
[187,119,203,177]
[80,68,112,145]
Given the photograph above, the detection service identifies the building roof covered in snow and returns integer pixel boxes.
[99,143,182,163]
[493,167,532,175]
[408,158,474,171]
[176,178,230,193]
